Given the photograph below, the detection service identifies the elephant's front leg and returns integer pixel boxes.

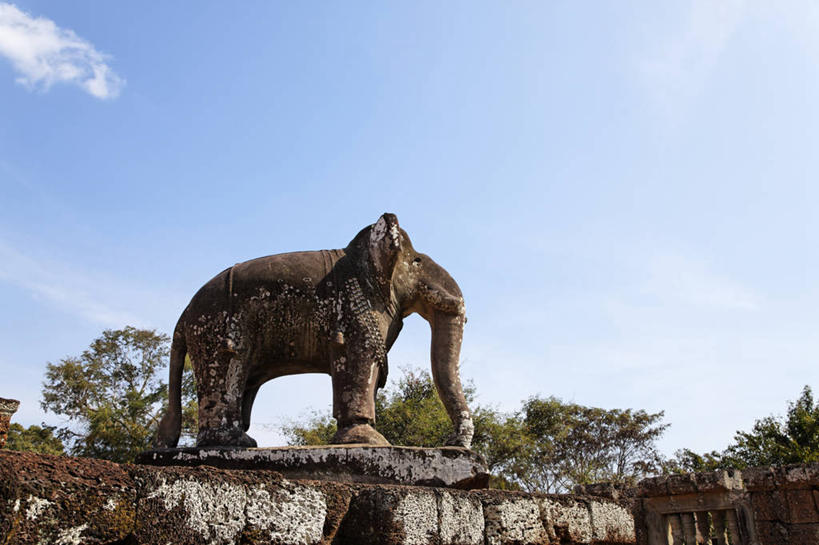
[330,345,390,446]
[196,348,257,448]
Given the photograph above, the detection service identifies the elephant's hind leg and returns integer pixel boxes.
[196,348,257,448]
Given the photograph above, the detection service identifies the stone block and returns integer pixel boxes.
[589,498,636,542]
[750,490,789,522]
[133,465,332,545]
[0,450,636,545]
[742,465,779,491]
[338,487,486,545]
[438,491,485,545]
[753,520,790,545]
[137,444,489,489]
[784,522,819,543]
[541,496,591,543]
[785,489,819,524]
[634,475,669,498]
[483,495,548,545]
[338,487,438,545]
[0,450,136,544]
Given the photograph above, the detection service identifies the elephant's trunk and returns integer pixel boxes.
[429,310,474,448]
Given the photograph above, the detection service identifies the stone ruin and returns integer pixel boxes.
[0,447,634,545]
[3,216,817,543]
[0,400,635,545]
[5,430,819,543]
[2,392,819,544]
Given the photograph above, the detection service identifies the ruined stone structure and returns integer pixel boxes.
[6,447,819,543]
[630,464,819,545]
[0,398,19,449]
[156,213,474,450]
[0,450,635,545]
[137,445,490,489]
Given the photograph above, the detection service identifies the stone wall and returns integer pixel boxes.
[0,450,635,545]
[633,463,819,544]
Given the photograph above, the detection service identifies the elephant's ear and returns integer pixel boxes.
[368,213,401,289]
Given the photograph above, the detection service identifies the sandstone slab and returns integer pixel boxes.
[1,450,635,545]
[136,444,490,489]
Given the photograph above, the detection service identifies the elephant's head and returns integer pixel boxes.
[361,213,474,448]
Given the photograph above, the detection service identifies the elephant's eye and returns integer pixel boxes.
[412,257,422,265]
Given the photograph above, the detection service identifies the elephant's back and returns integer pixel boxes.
[231,250,338,292]
[182,249,344,324]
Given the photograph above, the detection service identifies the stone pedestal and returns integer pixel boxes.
[0,449,636,545]
[0,398,19,449]
[136,444,490,489]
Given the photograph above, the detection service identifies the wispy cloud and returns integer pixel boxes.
[638,0,747,115]
[0,239,142,326]
[644,253,760,311]
[0,3,123,99]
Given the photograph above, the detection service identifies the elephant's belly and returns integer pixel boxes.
[252,321,330,365]
[232,284,333,360]
[249,358,331,383]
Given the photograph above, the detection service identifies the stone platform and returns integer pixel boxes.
[136,444,490,489]
[0,450,636,545]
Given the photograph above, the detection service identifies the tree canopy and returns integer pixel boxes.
[40,326,197,463]
[5,423,65,455]
[668,385,819,473]
[506,397,667,492]
[282,367,669,492]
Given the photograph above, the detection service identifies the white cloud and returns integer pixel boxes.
[0,239,142,326]
[0,3,123,98]
[644,253,760,311]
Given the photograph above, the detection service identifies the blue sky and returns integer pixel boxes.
[1,1,817,455]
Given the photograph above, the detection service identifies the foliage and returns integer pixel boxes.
[282,368,518,464]
[668,386,819,472]
[282,368,470,446]
[5,423,65,455]
[282,368,668,493]
[40,327,197,463]
[281,410,337,446]
[664,448,725,473]
[505,397,668,493]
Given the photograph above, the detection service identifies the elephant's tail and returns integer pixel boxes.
[155,317,187,448]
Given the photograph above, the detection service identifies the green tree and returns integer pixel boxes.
[283,369,668,492]
[5,423,65,455]
[669,385,819,472]
[664,448,725,474]
[282,368,517,474]
[508,397,668,493]
[282,410,337,446]
[40,327,197,463]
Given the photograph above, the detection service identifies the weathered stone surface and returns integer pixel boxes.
[0,450,136,544]
[636,468,745,497]
[156,213,476,452]
[136,444,490,489]
[132,465,341,545]
[0,450,635,545]
[589,499,636,542]
[483,495,547,545]
[0,397,19,449]
[633,462,819,545]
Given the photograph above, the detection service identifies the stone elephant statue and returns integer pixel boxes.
[156,213,474,449]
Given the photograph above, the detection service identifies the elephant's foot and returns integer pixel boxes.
[444,418,475,449]
[332,422,390,446]
[197,427,258,448]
